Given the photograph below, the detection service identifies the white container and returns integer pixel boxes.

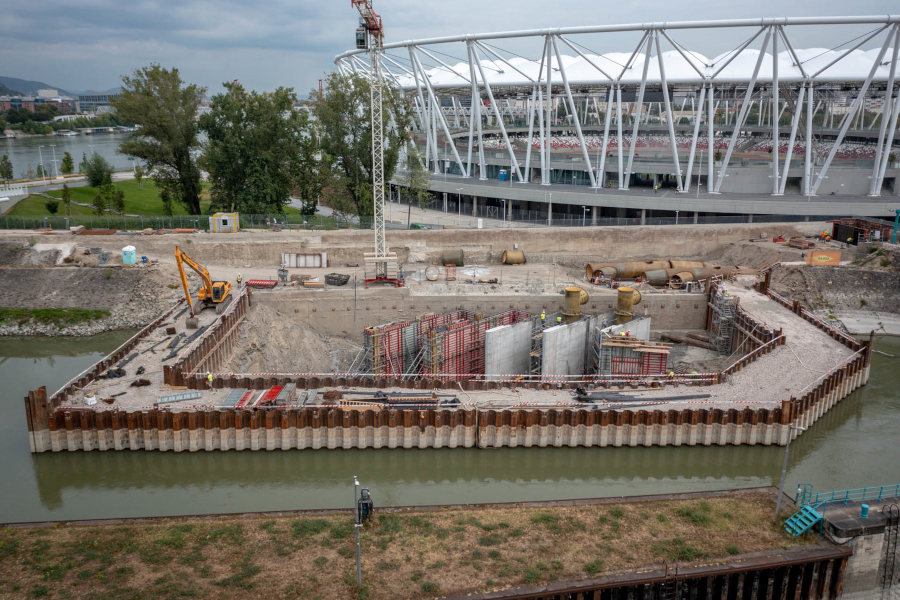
[122,245,137,265]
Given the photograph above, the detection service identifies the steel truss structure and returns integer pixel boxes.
[336,17,900,197]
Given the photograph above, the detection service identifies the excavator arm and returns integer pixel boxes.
[175,246,213,318]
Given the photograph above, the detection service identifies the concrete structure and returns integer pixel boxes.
[338,16,900,221]
[541,318,588,377]
[484,320,531,380]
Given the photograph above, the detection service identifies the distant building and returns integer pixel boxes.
[52,114,79,122]
[78,93,120,111]
[36,89,58,98]
[0,97,10,112]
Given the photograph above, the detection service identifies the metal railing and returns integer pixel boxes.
[796,483,900,507]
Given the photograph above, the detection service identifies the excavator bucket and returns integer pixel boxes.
[186,316,199,329]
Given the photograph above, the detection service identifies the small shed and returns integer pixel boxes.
[121,245,136,265]
[209,213,239,233]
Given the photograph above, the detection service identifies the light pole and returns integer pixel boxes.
[88,144,96,156]
[582,206,588,227]
[548,192,552,227]
[456,187,463,226]
[353,476,362,588]
[38,146,47,183]
[502,199,506,224]
[775,424,805,518]
[444,142,449,181]
[675,210,679,225]
[50,145,58,180]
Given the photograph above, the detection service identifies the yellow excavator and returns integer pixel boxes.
[175,246,232,328]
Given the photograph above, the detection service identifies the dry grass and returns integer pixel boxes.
[0,493,810,599]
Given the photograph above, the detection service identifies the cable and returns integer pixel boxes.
[784,343,829,374]
[799,26,883,65]
[564,37,627,69]
[708,30,763,68]
[480,41,541,64]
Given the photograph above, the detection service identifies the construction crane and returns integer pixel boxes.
[174,246,233,328]
[352,0,401,287]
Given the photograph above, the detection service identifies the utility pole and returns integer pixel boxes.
[775,424,805,518]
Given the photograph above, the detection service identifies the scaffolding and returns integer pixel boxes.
[365,308,531,380]
[709,292,737,355]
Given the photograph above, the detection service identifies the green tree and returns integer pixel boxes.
[398,146,432,209]
[200,81,320,214]
[114,64,206,214]
[60,152,74,175]
[79,152,88,174]
[160,187,174,216]
[0,116,7,133]
[0,154,13,183]
[92,191,106,215]
[84,153,113,187]
[112,188,126,213]
[45,200,59,215]
[61,183,72,216]
[134,165,144,189]
[36,164,44,178]
[310,73,413,219]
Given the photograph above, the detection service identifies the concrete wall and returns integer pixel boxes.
[542,319,588,377]
[251,289,707,343]
[485,321,531,380]
[61,222,824,270]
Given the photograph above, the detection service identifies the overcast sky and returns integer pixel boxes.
[1,0,896,96]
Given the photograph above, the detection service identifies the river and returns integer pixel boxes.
[1,334,898,524]
[1,133,135,179]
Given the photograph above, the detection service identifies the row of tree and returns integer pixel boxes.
[112,65,431,218]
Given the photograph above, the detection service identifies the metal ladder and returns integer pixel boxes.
[664,562,678,600]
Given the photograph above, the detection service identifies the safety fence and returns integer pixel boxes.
[0,213,373,232]
[797,483,900,507]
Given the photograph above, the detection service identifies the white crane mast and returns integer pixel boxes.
[352,0,391,282]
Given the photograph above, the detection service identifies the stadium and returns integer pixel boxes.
[335,16,900,224]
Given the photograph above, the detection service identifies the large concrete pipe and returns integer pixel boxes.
[669,261,708,270]
[615,286,642,325]
[587,261,670,279]
[440,250,464,266]
[669,272,694,289]
[562,286,589,323]
[502,250,526,265]
[641,269,670,287]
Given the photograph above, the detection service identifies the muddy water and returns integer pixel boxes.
[2,335,899,524]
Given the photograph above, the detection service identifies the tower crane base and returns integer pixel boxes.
[364,276,403,289]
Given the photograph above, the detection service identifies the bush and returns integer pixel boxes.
[726,545,740,555]
[84,153,114,187]
[584,559,603,577]
[881,258,891,268]
[44,200,59,215]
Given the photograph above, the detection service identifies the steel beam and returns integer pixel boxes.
[624,34,652,190]
[466,42,487,180]
[772,31,780,195]
[471,45,524,182]
[811,28,893,195]
[871,27,900,195]
[708,84,715,192]
[411,50,469,177]
[597,90,614,188]
[779,84,805,194]
[617,86,624,188]
[684,85,707,192]
[523,85,538,183]
[655,31,684,191]
[805,84,814,196]
[714,27,772,193]
[552,36,597,187]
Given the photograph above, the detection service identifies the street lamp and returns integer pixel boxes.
[775,424,805,518]
[582,206,588,227]
[456,187,463,226]
[50,145,58,180]
[38,146,49,184]
[88,144,96,156]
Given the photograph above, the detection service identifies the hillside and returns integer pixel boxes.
[0,76,72,97]
[0,81,22,96]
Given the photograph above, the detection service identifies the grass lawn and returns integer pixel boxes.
[5,179,302,217]
[0,492,810,600]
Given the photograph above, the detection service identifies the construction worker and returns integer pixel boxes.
[654,184,658,194]
[846,237,853,245]
[207,372,213,387]
[619,331,626,337]
[625,329,631,337]
[668,371,675,379]
[237,273,243,287]
[541,311,546,325]
[556,316,562,324]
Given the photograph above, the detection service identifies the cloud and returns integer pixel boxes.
[1,0,896,95]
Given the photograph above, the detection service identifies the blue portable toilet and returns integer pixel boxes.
[122,245,137,266]
[499,169,508,181]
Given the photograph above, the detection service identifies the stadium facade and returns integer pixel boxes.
[335,16,900,223]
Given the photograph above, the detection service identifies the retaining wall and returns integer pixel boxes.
[25,271,872,453]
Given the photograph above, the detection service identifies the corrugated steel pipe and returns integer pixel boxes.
[502,250,526,264]
[562,286,589,322]
[615,286,641,325]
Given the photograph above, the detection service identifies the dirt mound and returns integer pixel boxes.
[699,240,805,268]
[0,242,74,267]
[227,302,361,374]
[772,266,900,313]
